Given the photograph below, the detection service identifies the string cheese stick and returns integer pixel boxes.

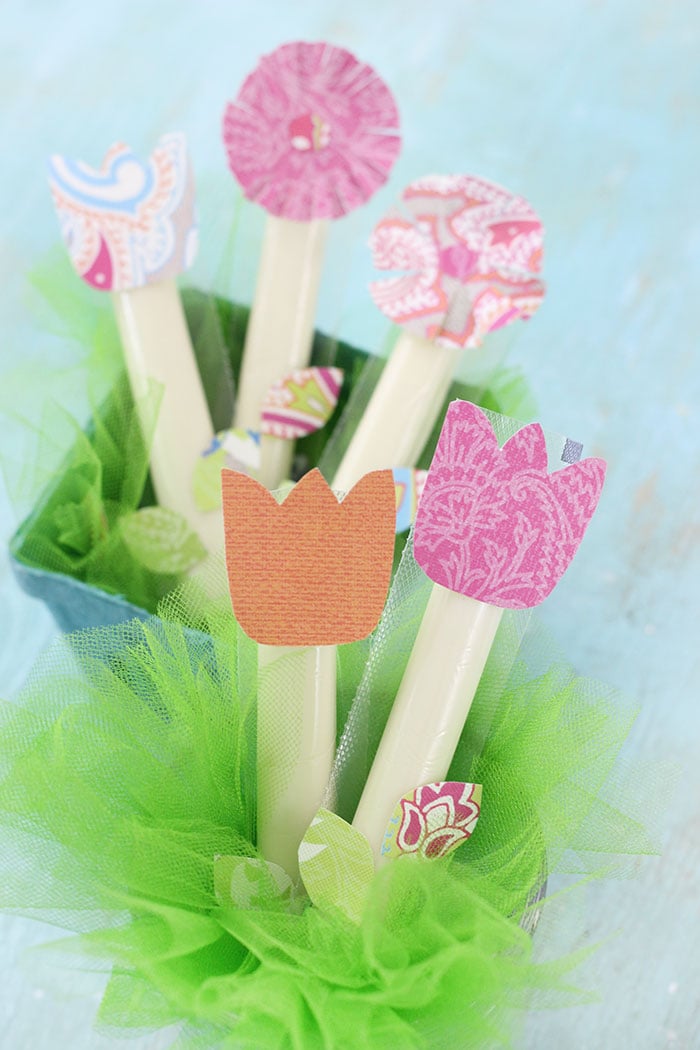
[234,216,327,488]
[352,401,607,866]
[332,333,460,491]
[222,468,395,878]
[353,587,501,865]
[257,644,337,878]
[49,133,220,553]
[112,280,223,552]
[222,40,401,490]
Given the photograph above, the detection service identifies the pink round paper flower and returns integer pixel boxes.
[414,401,606,609]
[222,41,401,221]
[396,782,482,859]
[370,174,545,349]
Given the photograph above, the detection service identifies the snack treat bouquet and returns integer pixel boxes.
[9,39,544,634]
[0,401,656,1049]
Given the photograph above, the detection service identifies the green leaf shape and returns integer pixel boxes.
[214,855,292,911]
[120,507,206,575]
[53,489,108,555]
[193,447,227,512]
[299,808,374,924]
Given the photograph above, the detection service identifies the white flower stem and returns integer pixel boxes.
[331,331,460,491]
[352,583,502,866]
[236,215,328,489]
[112,279,222,553]
[256,643,337,879]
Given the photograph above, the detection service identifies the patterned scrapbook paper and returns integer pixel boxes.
[370,174,544,349]
[222,468,395,645]
[414,401,606,608]
[48,132,197,291]
[222,40,401,221]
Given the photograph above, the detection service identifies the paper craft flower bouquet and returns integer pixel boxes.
[9,40,545,632]
[1,36,657,1050]
[0,399,654,1049]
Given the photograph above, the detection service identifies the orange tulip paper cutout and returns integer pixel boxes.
[222,469,396,645]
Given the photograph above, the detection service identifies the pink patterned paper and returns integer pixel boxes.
[382,781,482,861]
[261,366,343,439]
[222,41,401,221]
[370,174,545,349]
[414,401,606,608]
[48,133,197,292]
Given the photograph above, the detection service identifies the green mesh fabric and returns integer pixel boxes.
[0,543,657,1049]
[8,257,536,616]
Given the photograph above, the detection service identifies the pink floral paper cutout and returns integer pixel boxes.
[261,366,343,440]
[370,174,545,349]
[414,401,606,608]
[222,41,401,221]
[382,781,482,861]
[48,132,197,292]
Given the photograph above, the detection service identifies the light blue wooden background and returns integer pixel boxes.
[0,1,698,1046]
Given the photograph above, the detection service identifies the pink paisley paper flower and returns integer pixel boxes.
[48,133,197,292]
[222,41,401,221]
[395,782,481,859]
[370,174,545,349]
[414,401,606,608]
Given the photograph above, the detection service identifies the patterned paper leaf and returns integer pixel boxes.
[261,367,344,440]
[213,855,292,910]
[120,507,206,574]
[298,808,375,923]
[381,782,483,862]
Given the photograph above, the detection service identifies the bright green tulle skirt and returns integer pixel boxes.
[0,540,655,1049]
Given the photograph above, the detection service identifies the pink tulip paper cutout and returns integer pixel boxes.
[48,132,197,292]
[370,174,545,349]
[414,401,606,608]
[222,41,401,221]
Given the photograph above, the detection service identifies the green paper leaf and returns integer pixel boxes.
[120,507,206,575]
[299,808,374,923]
[214,855,292,911]
[53,493,108,556]
[193,447,227,512]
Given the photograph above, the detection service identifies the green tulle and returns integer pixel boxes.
[0,549,656,1049]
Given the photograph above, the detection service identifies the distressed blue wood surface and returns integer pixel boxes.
[1,2,698,1046]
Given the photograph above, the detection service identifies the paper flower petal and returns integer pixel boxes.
[381,782,482,862]
[48,132,197,291]
[370,174,545,348]
[222,41,401,221]
[414,401,606,608]
[261,367,344,439]
[222,468,396,645]
[299,809,375,923]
